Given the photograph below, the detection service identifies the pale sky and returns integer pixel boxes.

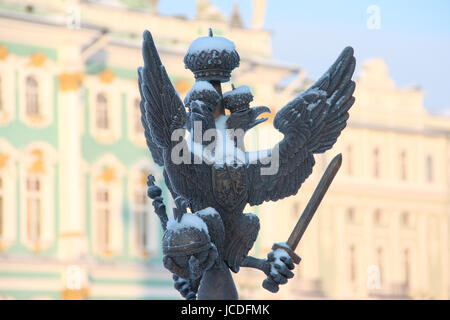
[157,0,450,115]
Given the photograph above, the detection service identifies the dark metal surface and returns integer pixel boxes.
[262,153,342,293]
[138,29,356,300]
[287,153,342,250]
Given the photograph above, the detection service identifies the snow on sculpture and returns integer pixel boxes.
[138,28,356,300]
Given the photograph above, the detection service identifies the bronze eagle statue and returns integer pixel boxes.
[138,30,356,299]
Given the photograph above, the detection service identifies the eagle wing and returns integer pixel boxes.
[138,30,211,206]
[138,30,186,153]
[247,47,356,206]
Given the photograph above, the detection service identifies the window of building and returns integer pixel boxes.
[0,176,3,241]
[347,207,355,222]
[373,148,380,178]
[134,184,150,253]
[401,211,410,227]
[96,93,109,130]
[376,247,384,285]
[374,209,383,225]
[346,145,353,176]
[426,155,434,183]
[292,202,300,219]
[134,98,144,134]
[404,248,410,287]
[400,150,408,181]
[349,244,357,283]
[0,76,3,113]
[26,175,42,243]
[25,76,40,117]
[96,187,111,252]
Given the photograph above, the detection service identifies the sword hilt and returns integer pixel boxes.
[262,243,301,293]
[272,243,301,264]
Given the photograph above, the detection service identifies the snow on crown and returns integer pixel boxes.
[184,28,240,83]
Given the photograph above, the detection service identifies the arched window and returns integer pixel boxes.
[426,155,433,183]
[134,98,144,134]
[349,244,357,283]
[400,150,408,181]
[26,175,42,243]
[96,93,109,130]
[373,148,380,178]
[92,159,124,256]
[25,76,39,117]
[20,145,55,251]
[96,186,111,252]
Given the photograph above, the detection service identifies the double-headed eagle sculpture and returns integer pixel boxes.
[138,29,356,300]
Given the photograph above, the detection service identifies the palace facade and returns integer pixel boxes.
[0,0,448,299]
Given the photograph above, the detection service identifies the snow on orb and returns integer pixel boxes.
[167,213,209,236]
[197,207,219,217]
[187,36,236,55]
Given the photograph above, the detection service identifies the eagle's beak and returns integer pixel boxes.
[249,106,271,129]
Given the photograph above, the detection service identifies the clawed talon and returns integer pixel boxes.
[266,249,296,286]
[173,274,197,300]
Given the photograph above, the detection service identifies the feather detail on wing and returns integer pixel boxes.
[138,30,213,206]
[247,47,356,206]
[138,30,186,151]
[223,213,260,273]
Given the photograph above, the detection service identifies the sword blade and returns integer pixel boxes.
[287,153,342,250]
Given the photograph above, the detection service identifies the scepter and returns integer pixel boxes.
[147,174,168,231]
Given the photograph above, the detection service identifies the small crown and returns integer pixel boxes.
[184,80,220,108]
[184,28,240,83]
[223,84,253,113]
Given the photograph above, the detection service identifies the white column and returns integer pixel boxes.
[57,45,86,260]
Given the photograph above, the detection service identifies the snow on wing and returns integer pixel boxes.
[247,46,356,206]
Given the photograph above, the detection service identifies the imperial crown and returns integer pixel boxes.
[184,29,240,83]
[223,85,253,113]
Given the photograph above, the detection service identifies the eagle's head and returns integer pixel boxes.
[226,105,271,132]
[184,81,220,135]
[223,85,270,132]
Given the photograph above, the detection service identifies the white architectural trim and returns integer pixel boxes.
[17,55,55,128]
[90,154,125,257]
[125,86,146,147]
[127,158,160,258]
[0,54,16,125]
[85,76,122,144]
[0,139,18,249]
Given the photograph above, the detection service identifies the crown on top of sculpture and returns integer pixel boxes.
[223,84,253,113]
[184,28,240,83]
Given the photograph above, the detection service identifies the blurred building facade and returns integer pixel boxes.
[0,0,448,299]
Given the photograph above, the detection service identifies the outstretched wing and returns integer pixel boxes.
[138,30,211,206]
[138,30,186,153]
[247,47,356,206]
